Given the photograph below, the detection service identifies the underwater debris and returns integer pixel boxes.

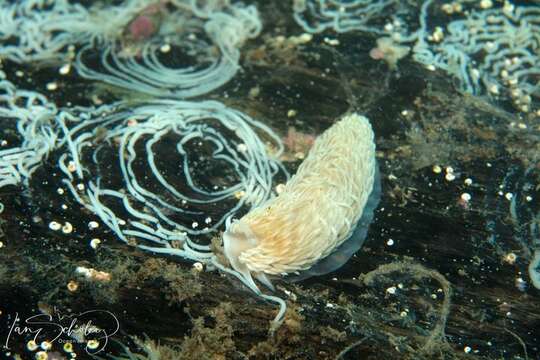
[76,266,112,282]
[281,126,316,161]
[369,37,410,70]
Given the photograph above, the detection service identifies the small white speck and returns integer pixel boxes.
[323,37,340,46]
[193,262,204,272]
[461,193,471,202]
[464,178,472,186]
[205,217,212,224]
[488,84,499,95]
[75,266,91,277]
[237,143,248,153]
[57,188,65,195]
[386,286,397,295]
[160,43,171,53]
[464,346,471,353]
[505,193,513,200]
[90,238,101,249]
[127,118,138,127]
[59,63,71,75]
[88,221,99,229]
[67,161,77,172]
[386,239,394,246]
[61,204,68,210]
[76,183,85,191]
[192,222,199,228]
[62,222,73,234]
[526,196,533,202]
[432,165,442,174]
[480,0,493,9]
[46,82,58,91]
[445,173,456,181]
[298,33,312,43]
[49,221,62,231]
[287,109,297,118]
[91,94,103,105]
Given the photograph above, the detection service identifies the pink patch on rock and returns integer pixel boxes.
[129,15,155,41]
[283,127,316,153]
[369,47,385,60]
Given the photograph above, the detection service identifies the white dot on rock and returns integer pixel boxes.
[46,82,58,91]
[386,286,397,295]
[90,238,101,249]
[49,221,61,231]
[62,222,73,234]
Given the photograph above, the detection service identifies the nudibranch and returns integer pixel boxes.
[223,113,380,291]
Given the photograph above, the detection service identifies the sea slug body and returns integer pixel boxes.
[223,113,379,290]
